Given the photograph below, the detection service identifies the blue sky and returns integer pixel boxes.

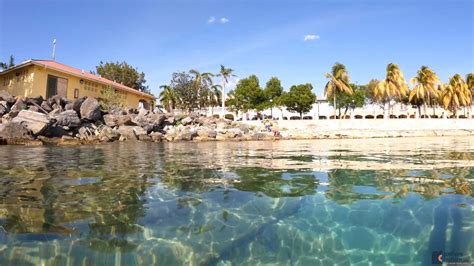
[1,0,473,97]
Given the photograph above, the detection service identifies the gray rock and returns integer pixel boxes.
[80,97,102,121]
[72,97,86,113]
[65,103,74,110]
[10,98,26,115]
[0,90,15,104]
[0,122,33,142]
[176,128,197,141]
[133,126,151,141]
[40,101,53,112]
[26,96,44,106]
[197,127,217,138]
[104,114,135,127]
[132,113,166,133]
[28,105,40,112]
[78,125,98,141]
[226,128,242,138]
[98,126,120,142]
[238,124,250,134]
[149,132,163,142]
[0,101,8,116]
[117,126,138,141]
[42,126,72,138]
[54,110,81,128]
[181,116,193,125]
[12,110,52,135]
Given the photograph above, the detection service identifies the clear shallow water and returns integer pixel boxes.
[0,137,473,265]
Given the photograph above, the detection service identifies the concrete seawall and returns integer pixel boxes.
[241,119,474,139]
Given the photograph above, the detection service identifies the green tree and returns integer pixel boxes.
[189,69,214,109]
[169,71,196,111]
[226,75,265,113]
[282,83,316,118]
[0,55,15,70]
[99,86,126,112]
[159,85,177,113]
[330,84,366,117]
[94,61,149,93]
[263,77,283,117]
[324,63,353,119]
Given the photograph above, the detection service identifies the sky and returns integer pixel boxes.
[1,0,473,97]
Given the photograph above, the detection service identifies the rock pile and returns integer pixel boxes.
[0,91,274,145]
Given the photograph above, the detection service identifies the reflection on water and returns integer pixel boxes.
[0,137,473,265]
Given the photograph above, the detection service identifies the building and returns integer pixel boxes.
[0,60,155,109]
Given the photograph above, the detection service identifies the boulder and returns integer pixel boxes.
[72,97,86,113]
[28,105,40,112]
[54,110,81,128]
[0,101,8,116]
[77,124,99,141]
[132,113,166,133]
[0,90,15,104]
[133,126,151,141]
[65,103,74,110]
[12,110,52,135]
[117,126,138,141]
[149,132,163,142]
[197,127,217,138]
[176,128,197,141]
[180,116,193,125]
[98,126,120,142]
[0,122,34,143]
[48,95,65,109]
[238,124,251,134]
[40,101,53,113]
[10,98,26,115]
[103,114,135,127]
[225,128,242,138]
[41,126,72,138]
[26,96,44,106]
[80,97,102,121]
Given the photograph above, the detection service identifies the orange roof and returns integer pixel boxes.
[16,60,154,99]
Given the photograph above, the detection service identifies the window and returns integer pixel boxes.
[74,88,79,98]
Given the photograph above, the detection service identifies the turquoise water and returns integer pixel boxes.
[0,137,473,265]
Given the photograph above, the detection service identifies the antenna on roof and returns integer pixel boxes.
[52,39,57,61]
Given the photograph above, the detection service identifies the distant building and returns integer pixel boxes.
[0,60,155,109]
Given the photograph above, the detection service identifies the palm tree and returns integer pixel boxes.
[373,63,409,118]
[159,85,177,113]
[408,66,440,118]
[467,73,474,116]
[441,74,472,117]
[209,84,222,115]
[217,65,236,118]
[324,63,353,119]
[189,69,214,110]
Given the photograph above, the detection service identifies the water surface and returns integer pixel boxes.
[0,137,473,265]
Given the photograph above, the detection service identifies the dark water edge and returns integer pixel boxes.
[0,137,473,265]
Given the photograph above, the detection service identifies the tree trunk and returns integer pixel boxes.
[333,93,337,119]
[418,106,421,118]
[221,79,226,118]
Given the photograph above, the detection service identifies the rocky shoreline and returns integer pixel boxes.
[0,91,279,145]
[1,91,473,146]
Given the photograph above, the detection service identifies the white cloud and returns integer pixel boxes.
[207,16,216,23]
[303,34,320,41]
[220,17,229,24]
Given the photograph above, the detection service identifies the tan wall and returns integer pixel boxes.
[1,64,154,109]
[0,65,37,97]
